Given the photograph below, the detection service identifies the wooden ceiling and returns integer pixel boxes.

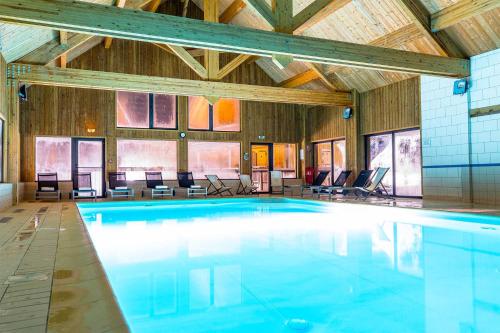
[1,0,498,93]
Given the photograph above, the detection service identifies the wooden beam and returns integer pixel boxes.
[431,0,500,32]
[293,0,351,35]
[273,0,293,33]
[157,44,208,79]
[305,63,344,91]
[104,0,127,49]
[470,104,500,118]
[182,0,189,17]
[242,0,276,28]
[279,69,319,88]
[58,31,68,68]
[203,0,219,80]
[0,0,469,77]
[394,0,466,58]
[9,64,353,106]
[369,23,423,48]
[145,0,161,12]
[219,0,246,24]
[217,54,254,80]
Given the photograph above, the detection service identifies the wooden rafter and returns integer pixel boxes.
[431,0,500,32]
[0,0,469,77]
[182,0,190,17]
[14,0,154,65]
[104,0,127,49]
[293,0,351,35]
[145,0,161,12]
[305,63,343,91]
[394,0,466,58]
[369,23,423,48]
[273,0,293,33]
[279,69,318,88]
[157,44,207,79]
[242,0,276,28]
[217,54,255,80]
[220,0,246,24]
[9,64,353,106]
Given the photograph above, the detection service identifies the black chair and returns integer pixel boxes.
[177,172,207,198]
[340,170,374,196]
[143,171,174,198]
[318,170,353,200]
[35,173,61,201]
[72,172,97,201]
[107,172,134,199]
[301,170,330,197]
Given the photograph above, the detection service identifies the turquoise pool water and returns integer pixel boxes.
[78,198,500,333]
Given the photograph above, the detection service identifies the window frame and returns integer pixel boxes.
[34,135,73,181]
[116,92,178,130]
[188,97,241,133]
[116,138,178,181]
[187,140,242,180]
[312,138,346,185]
[272,143,298,179]
[365,127,422,198]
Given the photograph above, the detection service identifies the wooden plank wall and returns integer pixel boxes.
[360,77,421,135]
[19,38,304,182]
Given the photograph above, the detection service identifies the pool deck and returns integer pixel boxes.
[1,195,500,332]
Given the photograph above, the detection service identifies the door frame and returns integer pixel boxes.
[71,137,106,197]
[251,142,273,193]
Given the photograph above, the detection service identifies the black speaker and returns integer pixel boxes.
[19,85,28,101]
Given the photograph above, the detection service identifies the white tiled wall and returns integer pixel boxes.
[421,48,500,203]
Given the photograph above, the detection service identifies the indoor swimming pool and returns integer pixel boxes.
[78,198,500,333]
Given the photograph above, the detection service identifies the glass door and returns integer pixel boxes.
[394,130,422,196]
[251,144,271,193]
[72,138,105,197]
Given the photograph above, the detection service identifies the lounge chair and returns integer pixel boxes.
[354,167,391,200]
[142,171,174,199]
[237,174,259,195]
[107,172,134,199]
[301,170,330,197]
[71,172,97,201]
[177,172,207,198]
[336,170,374,196]
[206,175,233,196]
[270,170,284,195]
[317,170,352,200]
[35,173,61,201]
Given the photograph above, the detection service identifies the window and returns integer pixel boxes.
[35,137,72,180]
[188,97,240,132]
[273,143,296,178]
[188,141,240,179]
[367,129,422,197]
[117,139,177,181]
[116,91,177,129]
[313,139,346,185]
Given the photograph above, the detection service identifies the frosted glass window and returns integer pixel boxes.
[333,140,346,181]
[116,91,149,128]
[35,137,72,180]
[395,130,422,196]
[188,96,210,130]
[273,143,296,178]
[117,139,177,181]
[188,141,240,179]
[314,142,332,185]
[213,99,240,132]
[188,97,240,132]
[153,94,177,129]
[368,134,393,194]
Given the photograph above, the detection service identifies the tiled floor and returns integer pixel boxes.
[1,195,500,332]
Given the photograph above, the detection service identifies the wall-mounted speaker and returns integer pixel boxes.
[453,78,468,95]
[343,107,352,119]
[19,85,28,101]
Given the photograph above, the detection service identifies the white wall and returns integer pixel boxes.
[421,48,500,203]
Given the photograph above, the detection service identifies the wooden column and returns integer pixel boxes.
[344,90,363,185]
[204,0,219,80]
[6,80,21,204]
